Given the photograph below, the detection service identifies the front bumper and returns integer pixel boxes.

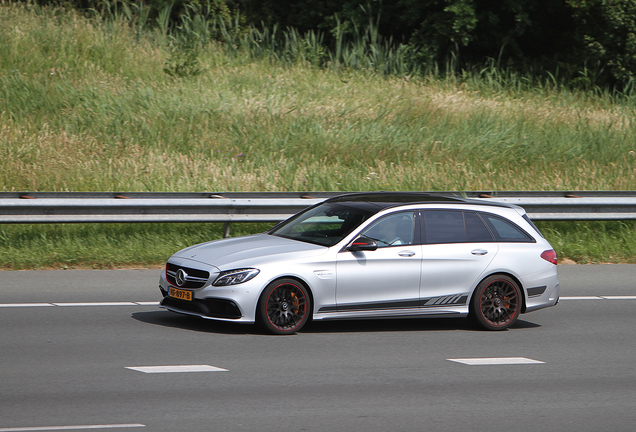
[158,266,262,323]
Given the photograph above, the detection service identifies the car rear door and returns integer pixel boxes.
[419,210,499,304]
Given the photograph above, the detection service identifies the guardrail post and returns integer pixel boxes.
[223,222,231,238]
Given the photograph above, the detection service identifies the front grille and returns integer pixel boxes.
[166,263,210,289]
[161,296,242,319]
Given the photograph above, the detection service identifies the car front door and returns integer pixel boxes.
[336,211,422,312]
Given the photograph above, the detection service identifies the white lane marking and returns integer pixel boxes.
[52,302,138,307]
[560,296,636,300]
[0,302,157,308]
[126,365,228,373]
[448,357,545,365]
[0,424,145,431]
[0,303,55,308]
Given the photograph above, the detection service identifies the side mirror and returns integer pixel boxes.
[347,236,378,252]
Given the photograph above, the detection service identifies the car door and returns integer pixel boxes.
[419,210,499,304]
[336,211,422,312]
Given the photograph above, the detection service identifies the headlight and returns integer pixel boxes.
[213,268,260,286]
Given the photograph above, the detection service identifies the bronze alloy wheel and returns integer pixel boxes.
[470,275,522,331]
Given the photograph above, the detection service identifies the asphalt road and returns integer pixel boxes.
[1,265,635,432]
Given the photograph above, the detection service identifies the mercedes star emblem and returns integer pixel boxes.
[175,269,188,287]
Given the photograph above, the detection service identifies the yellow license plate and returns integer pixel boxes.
[169,287,193,301]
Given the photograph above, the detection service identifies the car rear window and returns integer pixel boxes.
[480,214,535,243]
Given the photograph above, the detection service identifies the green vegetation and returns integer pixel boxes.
[2,220,636,270]
[1,1,635,268]
[538,221,636,264]
[0,222,272,269]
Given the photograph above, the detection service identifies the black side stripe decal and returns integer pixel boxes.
[422,295,468,306]
[318,295,468,313]
[319,299,420,313]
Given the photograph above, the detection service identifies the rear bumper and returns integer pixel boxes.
[525,282,560,313]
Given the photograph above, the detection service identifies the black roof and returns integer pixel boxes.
[325,192,516,210]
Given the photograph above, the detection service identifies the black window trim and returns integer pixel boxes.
[522,214,545,238]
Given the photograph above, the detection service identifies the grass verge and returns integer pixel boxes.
[0,221,634,270]
[0,222,273,270]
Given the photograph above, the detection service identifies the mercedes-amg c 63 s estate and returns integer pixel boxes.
[159,192,559,334]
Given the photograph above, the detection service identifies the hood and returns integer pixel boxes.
[172,233,327,269]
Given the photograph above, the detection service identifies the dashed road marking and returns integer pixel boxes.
[560,296,636,300]
[126,365,228,373]
[0,424,145,431]
[0,303,55,308]
[52,302,139,307]
[448,357,545,365]
[0,302,158,308]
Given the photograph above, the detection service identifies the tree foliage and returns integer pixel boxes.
[230,0,636,87]
[567,0,636,86]
[21,0,636,89]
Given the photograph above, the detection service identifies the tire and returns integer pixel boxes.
[470,275,522,331]
[257,278,311,335]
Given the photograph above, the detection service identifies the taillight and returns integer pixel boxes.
[541,249,558,265]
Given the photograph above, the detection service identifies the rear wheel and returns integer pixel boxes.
[470,275,522,331]
[257,279,311,335]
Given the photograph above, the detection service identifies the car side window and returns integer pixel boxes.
[465,212,495,242]
[422,210,465,244]
[422,210,494,244]
[360,212,417,248]
[480,213,534,242]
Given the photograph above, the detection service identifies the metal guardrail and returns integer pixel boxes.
[1,192,636,227]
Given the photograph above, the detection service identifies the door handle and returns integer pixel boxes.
[398,250,416,257]
[471,249,488,256]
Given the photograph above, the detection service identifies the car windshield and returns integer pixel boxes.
[268,202,376,247]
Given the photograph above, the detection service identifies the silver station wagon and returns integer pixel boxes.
[159,192,559,334]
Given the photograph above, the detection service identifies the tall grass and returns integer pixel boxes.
[537,221,636,264]
[0,222,272,270]
[1,1,635,267]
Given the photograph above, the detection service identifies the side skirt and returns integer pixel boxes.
[313,305,469,321]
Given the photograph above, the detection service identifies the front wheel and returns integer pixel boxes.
[257,279,311,335]
[470,275,522,331]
